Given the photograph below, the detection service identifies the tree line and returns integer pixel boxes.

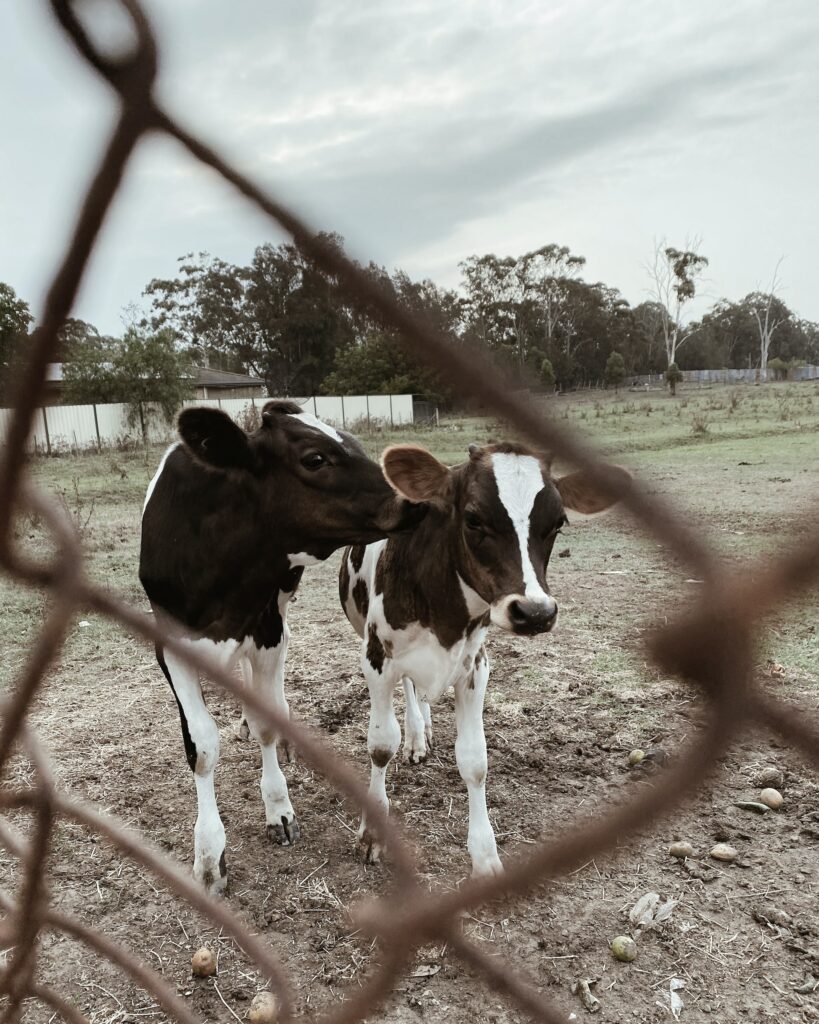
[2,236,817,408]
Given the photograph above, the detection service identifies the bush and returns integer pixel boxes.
[665,362,683,396]
[234,402,261,433]
[604,351,626,392]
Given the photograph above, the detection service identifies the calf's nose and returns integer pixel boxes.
[508,598,558,635]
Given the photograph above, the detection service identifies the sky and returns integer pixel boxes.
[2,0,818,336]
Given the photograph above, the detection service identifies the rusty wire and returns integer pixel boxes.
[0,1,818,1021]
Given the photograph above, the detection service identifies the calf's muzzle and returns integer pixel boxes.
[499,596,559,635]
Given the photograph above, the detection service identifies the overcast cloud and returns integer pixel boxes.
[2,0,818,335]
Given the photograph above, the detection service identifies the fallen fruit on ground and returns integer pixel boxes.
[710,843,737,862]
[249,991,279,1023]
[669,841,695,858]
[759,787,783,810]
[191,947,216,977]
[611,935,638,962]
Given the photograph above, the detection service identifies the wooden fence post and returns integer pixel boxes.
[92,404,101,452]
[42,407,51,456]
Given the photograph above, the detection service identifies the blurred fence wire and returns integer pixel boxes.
[1,2,818,1023]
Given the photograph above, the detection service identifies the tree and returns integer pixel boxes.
[0,283,33,405]
[681,299,758,370]
[321,330,449,402]
[665,361,683,396]
[605,351,626,393]
[631,301,671,374]
[648,241,708,366]
[459,244,585,381]
[143,252,250,370]
[113,328,194,435]
[62,331,117,405]
[520,244,586,356]
[748,261,787,381]
[63,327,193,439]
[145,234,357,395]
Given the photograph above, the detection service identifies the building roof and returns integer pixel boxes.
[44,364,265,389]
[195,367,265,389]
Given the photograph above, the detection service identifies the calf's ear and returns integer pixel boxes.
[178,408,254,471]
[381,445,452,505]
[555,464,631,514]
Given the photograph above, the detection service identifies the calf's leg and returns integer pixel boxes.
[158,644,227,894]
[359,660,400,864]
[402,677,428,764]
[245,633,300,846]
[419,692,433,749]
[234,656,251,741]
[454,649,502,877]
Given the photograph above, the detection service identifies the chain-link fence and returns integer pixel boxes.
[1,3,818,1023]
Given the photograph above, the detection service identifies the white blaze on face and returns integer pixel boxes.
[289,412,343,444]
[490,452,554,609]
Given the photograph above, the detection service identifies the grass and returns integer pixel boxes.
[1,379,817,1023]
[2,379,817,698]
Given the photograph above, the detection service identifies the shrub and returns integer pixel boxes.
[540,357,556,389]
[665,362,683,396]
[234,402,261,433]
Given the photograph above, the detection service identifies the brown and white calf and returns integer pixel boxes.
[139,401,424,893]
[339,442,626,877]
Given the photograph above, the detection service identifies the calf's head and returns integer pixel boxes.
[178,401,424,558]
[382,442,629,635]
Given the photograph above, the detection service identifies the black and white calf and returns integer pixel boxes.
[339,442,626,877]
[140,401,423,893]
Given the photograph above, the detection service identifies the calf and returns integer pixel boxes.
[340,442,626,877]
[140,400,423,893]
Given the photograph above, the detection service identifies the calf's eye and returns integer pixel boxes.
[301,452,327,470]
[464,511,483,531]
[543,516,567,539]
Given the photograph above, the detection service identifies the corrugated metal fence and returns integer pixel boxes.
[632,365,819,387]
[0,394,415,455]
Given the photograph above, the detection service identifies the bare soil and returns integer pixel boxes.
[2,389,818,1024]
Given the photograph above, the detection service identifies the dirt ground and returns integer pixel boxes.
[1,383,818,1023]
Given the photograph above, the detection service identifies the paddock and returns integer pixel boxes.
[2,382,817,1023]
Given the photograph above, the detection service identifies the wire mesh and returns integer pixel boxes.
[1,2,818,1022]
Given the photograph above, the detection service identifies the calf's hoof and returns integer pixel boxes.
[357,826,384,866]
[234,717,250,742]
[266,814,301,846]
[402,744,427,765]
[195,851,228,895]
[471,853,503,879]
